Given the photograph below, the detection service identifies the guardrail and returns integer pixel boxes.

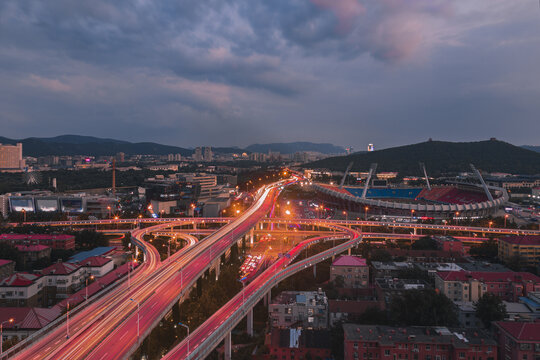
[175,232,361,360]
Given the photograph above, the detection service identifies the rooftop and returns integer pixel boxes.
[68,246,116,263]
[0,273,41,287]
[41,262,81,276]
[436,271,540,283]
[76,256,112,268]
[0,307,61,330]
[271,290,327,306]
[15,244,50,252]
[343,324,497,347]
[495,321,540,341]
[375,278,427,290]
[332,255,367,267]
[0,234,74,241]
[499,235,540,246]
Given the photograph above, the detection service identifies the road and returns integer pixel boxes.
[12,179,294,360]
[163,225,362,359]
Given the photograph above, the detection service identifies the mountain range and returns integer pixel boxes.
[305,139,540,175]
[0,135,344,157]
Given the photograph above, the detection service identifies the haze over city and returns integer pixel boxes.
[2,1,540,148]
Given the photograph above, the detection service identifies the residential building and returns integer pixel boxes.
[375,278,428,307]
[330,255,369,288]
[0,233,76,250]
[493,322,540,360]
[498,235,540,269]
[269,290,328,329]
[455,301,533,328]
[77,256,114,277]
[343,324,497,360]
[14,244,51,268]
[203,146,213,162]
[371,261,415,279]
[329,299,383,326]
[0,307,61,341]
[267,328,331,360]
[0,259,15,280]
[435,271,540,302]
[0,273,44,307]
[40,262,85,304]
[434,236,464,255]
[0,143,24,170]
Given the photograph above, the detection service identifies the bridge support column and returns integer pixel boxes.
[413,227,417,235]
[264,288,272,306]
[313,263,317,278]
[250,227,254,245]
[214,259,220,280]
[347,248,351,255]
[247,308,254,337]
[193,221,197,230]
[135,246,139,258]
[224,331,232,360]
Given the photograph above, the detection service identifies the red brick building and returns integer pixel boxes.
[267,328,331,360]
[0,234,75,250]
[343,325,497,360]
[493,321,540,360]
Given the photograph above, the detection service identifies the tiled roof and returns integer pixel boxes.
[499,235,540,246]
[436,271,540,283]
[0,307,61,330]
[68,246,116,263]
[41,262,81,275]
[0,259,14,266]
[495,321,540,341]
[77,256,112,268]
[0,273,40,287]
[0,234,74,240]
[15,244,50,252]
[332,255,367,267]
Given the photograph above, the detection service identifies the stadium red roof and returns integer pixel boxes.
[0,259,13,266]
[332,255,367,267]
[495,321,540,341]
[41,262,81,275]
[499,235,540,246]
[436,271,540,283]
[0,273,41,287]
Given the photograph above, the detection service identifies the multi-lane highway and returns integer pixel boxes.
[163,225,362,359]
[11,179,294,360]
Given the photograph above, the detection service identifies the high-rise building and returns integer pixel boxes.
[193,147,203,162]
[115,152,125,162]
[0,143,24,170]
[203,147,213,162]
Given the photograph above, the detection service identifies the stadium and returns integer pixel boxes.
[311,166,509,220]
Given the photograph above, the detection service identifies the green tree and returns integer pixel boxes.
[411,236,439,250]
[474,293,507,328]
[389,289,458,327]
[469,239,498,260]
[370,249,392,262]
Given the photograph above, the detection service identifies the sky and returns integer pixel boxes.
[1,0,540,149]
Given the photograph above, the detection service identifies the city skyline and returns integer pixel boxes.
[1,1,540,149]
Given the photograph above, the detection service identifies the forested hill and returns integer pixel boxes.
[305,140,540,175]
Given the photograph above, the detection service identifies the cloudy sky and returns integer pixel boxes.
[1,0,540,149]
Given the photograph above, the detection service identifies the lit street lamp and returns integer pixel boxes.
[504,214,509,228]
[85,275,94,302]
[1,318,14,355]
[488,221,493,229]
[364,206,369,221]
[177,322,190,355]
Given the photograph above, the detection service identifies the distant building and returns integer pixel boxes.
[203,146,213,162]
[269,290,328,329]
[493,322,540,360]
[435,271,540,302]
[115,152,125,162]
[498,235,540,269]
[40,262,85,304]
[433,236,464,255]
[367,143,374,152]
[193,147,203,162]
[330,255,369,288]
[0,234,75,250]
[0,143,24,170]
[371,261,415,279]
[267,328,331,360]
[343,324,497,360]
[14,244,51,268]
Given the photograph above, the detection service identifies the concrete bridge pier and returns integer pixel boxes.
[224,331,232,360]
[264,288,272,306]
[347,248,351,255]
[313,263,317,278]
[193,221,197,230]
[214,259,220,280]
[247,308,254,337]
[250,227,254,245]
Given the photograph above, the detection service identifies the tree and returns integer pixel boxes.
[474,293,507,328]
[411,236,439,250]
[370,249,392,262]
[389,289,458,327]
[469,239,498,260]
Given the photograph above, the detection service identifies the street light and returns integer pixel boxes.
[107,206,111,219]
[488,221,493,229]
[21,209,26,222]
[177,322,190,355]
[504,214,509,228]
[364,206,369,221]
[85,275,94,302]
[1,318,14,355]
[129,298,140,342]
[342,211,348,221]
[66,301,71,339]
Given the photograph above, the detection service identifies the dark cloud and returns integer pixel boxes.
[0,1,539,148]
